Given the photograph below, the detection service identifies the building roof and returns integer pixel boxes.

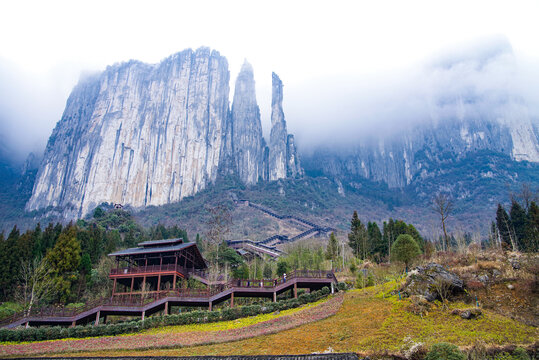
[108,242,193,257]
[138,238,183,247]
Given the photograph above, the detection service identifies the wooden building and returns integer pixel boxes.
[108,238,207,301]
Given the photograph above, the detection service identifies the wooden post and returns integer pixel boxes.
[209,301,212,311]
[112,278,117,295]
[273,292,277,302]
[230,292,234,308]
[94,311,100,326]
[164,301,169,315]
[294,282,298,299]
[157,274,161,292]
[142,276,146,296]
[173,273,177,290]
[141,311,145,321]
[130,277,135,293]
[71,320,76,328]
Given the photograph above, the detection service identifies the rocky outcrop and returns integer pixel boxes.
[231,61,264,184]
[401,263,464,301]
[27,48,231,218]
[26,49,303,218]
[268,73,302,181]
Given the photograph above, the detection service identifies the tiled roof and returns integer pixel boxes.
[138,238,183,247]
[108,242,193,257]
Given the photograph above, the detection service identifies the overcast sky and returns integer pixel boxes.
[1,0,538,160]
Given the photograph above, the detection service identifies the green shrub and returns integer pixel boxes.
[494,348,531,360]
[425,343,466,360]
[0,288,329,342]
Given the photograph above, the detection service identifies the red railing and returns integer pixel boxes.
[110,264,189,276]
[0,269,335,327]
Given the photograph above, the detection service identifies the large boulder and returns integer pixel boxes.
[401,263,464,301]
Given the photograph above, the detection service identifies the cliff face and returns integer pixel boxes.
[27,48,303,218]
[302,110,539,189]
[28,48,231,218]
[268,73,302,181]
[231,61,264,184]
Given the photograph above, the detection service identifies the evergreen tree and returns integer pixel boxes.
[31,223,43,259]
[496,204,517,251]
[383,218,424,258]
[526,201,539,252]
[368,222,384,262]
[391,234,422,272]
[0,227,19,299]
[46,226,82,303]
[348,211,368,259]
[510,201,529,251]
[276,259,289,276]
[233,263,249,279]
[382,219,395,260]
[326,232,340,267]
[263,262,273,278]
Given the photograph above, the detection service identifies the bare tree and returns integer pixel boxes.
[17,257,55,316]
[514,183,538,211]
[432,277,452,310]
[205,204,233,270]
[432,193,453,251]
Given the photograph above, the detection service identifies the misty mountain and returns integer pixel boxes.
[25,48,301,219]
[301,40,539,193]
[0,43,536,234]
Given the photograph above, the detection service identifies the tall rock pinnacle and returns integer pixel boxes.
[26,49,303,219]
[269,73,288,180]
[231,61,264,184]
[269,72,302,181]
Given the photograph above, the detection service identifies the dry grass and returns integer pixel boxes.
[24,285,537,359]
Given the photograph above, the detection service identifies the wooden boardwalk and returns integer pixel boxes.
[1,270,336,329]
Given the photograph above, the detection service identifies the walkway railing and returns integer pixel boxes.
[0,269,335,327]
[110,264,189,276]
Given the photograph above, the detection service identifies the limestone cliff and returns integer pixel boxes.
[231,61,264,184]
[27,48,231,218]
[27,49,303,218]
[268,73,302,181]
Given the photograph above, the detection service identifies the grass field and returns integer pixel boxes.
[1,285,536,358]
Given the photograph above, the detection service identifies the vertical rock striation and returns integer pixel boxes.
[231,61,264,184]
[26,49,303,218]
[268,73,302,181]
[27,48,231,218]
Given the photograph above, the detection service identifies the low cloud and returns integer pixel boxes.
[285,36,539,150]
[1,36,537,162]
[0,59,80,163]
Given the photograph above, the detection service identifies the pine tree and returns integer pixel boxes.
[263,262,273,278]
[496,204,517,251]
[368,222,384,262]
[326,232,340,267]
[382,219,395,260]
[510,201,529,251]
[526,201,539,252]
[46,226,82,303]
[348,211,368,259]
